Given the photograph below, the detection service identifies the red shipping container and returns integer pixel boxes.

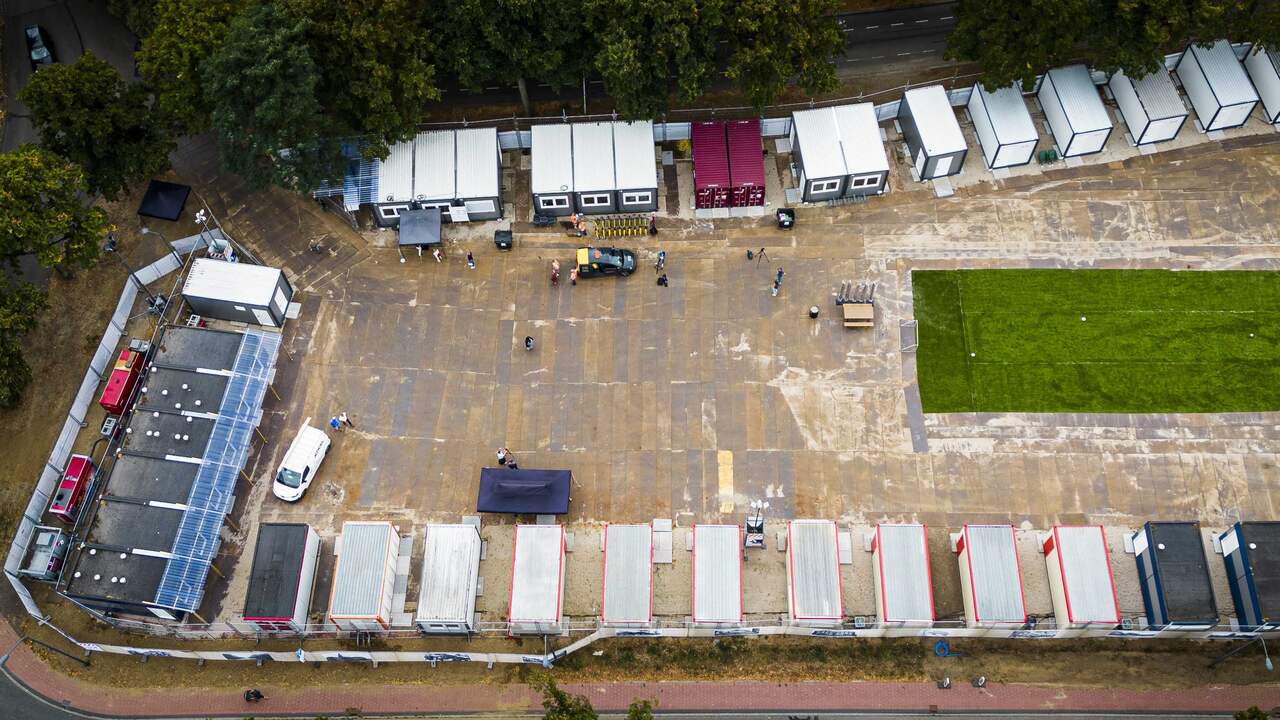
[50,454,94,524]
[727,119,765,207]
[99,348,143,416]
[691,121,730,209]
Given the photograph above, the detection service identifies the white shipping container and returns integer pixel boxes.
[956,524,1026,627]
[692,525,742,625]
[872,523,934,625]
[786,520,843,625]
[415,524,482,633]
[1244,45,1280,124]
[1176,39,1259,131]
[329,521,400,631]
[967,83,1038,168]
[1043,525,1121,630]
[601,524,653,626]
[1038,65,1113,157]
[508,525,566,635]
[1109,68,1188,145]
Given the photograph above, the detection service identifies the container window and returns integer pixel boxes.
[622,192,652,205]
[539,196,569,209]
[811,179,840,193]
[580,193,611,207]
[849,174,880,188]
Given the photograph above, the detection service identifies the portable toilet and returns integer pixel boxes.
[1042,525,1120,630]
[414,524,483,634]
[692,524,742,625]
[1176,39,1260,131]
[1108,68,1189,145]
[1133,521,1219,630]
[955,524,1027,628]
[786,520,843,626]
[601,523,654,627]
[871,523,934,625]
[898,85,968,180]
[1220,521,1280,629]
[966,83,1038,168]
[1244,46,1280,124]
[508,524,566,635]
[1037,65,1114,157]
[328,521,400,631]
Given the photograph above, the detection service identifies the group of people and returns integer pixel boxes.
[328,412,355,431]
[495,446,520,470]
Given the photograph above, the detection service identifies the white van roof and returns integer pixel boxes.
[282,418,326,468]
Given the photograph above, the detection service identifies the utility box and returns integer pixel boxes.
[99,347,144,416]
[49,454,95,524]
[182,258,293,327]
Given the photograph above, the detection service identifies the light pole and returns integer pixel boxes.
[1207,633,1276,672]
[103,232,158,304]
[139,226,180,266]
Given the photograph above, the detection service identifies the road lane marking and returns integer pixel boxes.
[897,51,913,56]
[717,450,734,514]
[940,15,954,19]
[915,19,929,23]
[865,25,879,29]
[891,22,904,26]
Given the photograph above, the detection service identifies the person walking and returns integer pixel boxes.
[524,335,535,351]
[551,259,561,287]
[432,247,443,263]
[466,251,476,270]
[649,214,658,235]
[657,273,669,287]
[654,250,666,273]
[338,412,354,428]
[569,268,578,285]
[244,689,264,703]
[329,416,342,432]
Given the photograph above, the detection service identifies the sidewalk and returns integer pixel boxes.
[4,620,1280,717]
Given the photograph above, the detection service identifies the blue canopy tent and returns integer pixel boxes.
[476,468,571,514]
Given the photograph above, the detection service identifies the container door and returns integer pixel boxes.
[450,204,470,222]
[252,308,276,326]
[914,148,927,177]
[934,155,955,177]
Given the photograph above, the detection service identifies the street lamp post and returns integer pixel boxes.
[103,232,158,304]
[1207,633,1276,672]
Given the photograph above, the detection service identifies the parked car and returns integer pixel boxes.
[25,25,55,70]
[272,418,330,502]
[575,246,636,278]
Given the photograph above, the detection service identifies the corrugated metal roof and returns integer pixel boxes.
[1053,526,1119,624]
[791,108,845,179]
[509,525,564,623]
[727,119,765,187]
[455,128,500,199]
[183,258,281,306]
[377,139,415,203]
[962,525,1025,623]
[531,124,574,194]
[974,84,1037,144]
[602,524,653,624]
[1190,40,1259,105]
[1127,68,1187,120]
[612,121,656,190]
[572,122,617,191]
[876,523,933,622]
[330,522,397,619]
[834,102,889,175]
[902,85,967,155]
[1045,65,1112,133]
[413,131,454,201]
[415,525,481,624]
[693,525,741,623]
[691,121,730,189]
[788,520,842,621]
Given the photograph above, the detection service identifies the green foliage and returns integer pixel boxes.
[138,0,242,135]
[443,0,589,93]
[625,699,655,720]
[1235,707,1270,720]
[531,672,597,720]
[204,2,344,191]
[947,0,1089,91]
[0,281,49,408]
[107,0,157,37]
[724,0,844,109]
[19,52,175,201]
[0,146,108,271]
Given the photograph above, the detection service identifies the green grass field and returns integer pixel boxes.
[912,270,1280,413]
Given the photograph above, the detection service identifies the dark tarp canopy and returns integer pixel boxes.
[137,180,192,221]
[398,207,442,247]
[476,468,571,514]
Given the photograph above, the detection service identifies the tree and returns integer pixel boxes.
[138,0,242,135]
[724,0,844,109]
[946,0,1090,91]
[20,52,174,201]
[1234,707,1270,720]
[0,281,47,407]
[107,0,158,38]
[626,699,655,720]
[0,146,108,271]
[204,2,344,191]
[531,673,597,720]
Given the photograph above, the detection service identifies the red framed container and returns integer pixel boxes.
[99,348,143,416]
[727,119,766,207]
[50,454,95,524]
[691,121,730,209]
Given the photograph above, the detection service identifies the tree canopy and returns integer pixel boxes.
[137,0,242,135]
[0,281,48,407]
[0,146,108,271]
[725,0,845,108]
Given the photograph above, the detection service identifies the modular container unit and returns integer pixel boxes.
[833,103,891,197]
[454,127,504,221]
[373,138,416,226]
[967,83,1038,168]
[571,122,617,214]
[601,523,654,627]
[1244,46,1280,124]
[956,524,1026,627]
[691,121,730,209]
[1176,40,1259,131]
[1109,68,1189,145]
[1133,521,1218,629]
[786,520,843,626]
[1037,65,1114,157]
[508,524,566,635]
[611,121,658,213]
[415,524,483,634]
[871,523,934,625]
[726,119,766,207]
[1042,526,1121,629]
[789,104,889,201]
[1220,521,1280,629]
[328,521,400,631]
[531,124,575,216]
[242,523,321,632]
[181,258,294,327]
[413,130,456,219]
[898,85,968,180]
[692,524,742,625]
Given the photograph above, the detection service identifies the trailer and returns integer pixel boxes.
[727,119,766,208]
[531,124,574,216]
[898,85,968,180]
[571,122,617,214]
[871,523,934,625]
[181,258,293,327]
[955,524,1026,627]
[1109,68,1189,145]
[601,523,653,627]
[508,524,566,635]
[691,121,730,209]
[1133,521,1218,630]
[99,347,144,416]
[1177,40,1259,131]
[789,103,889,201]
[967,83,1038,168]
[372,138,415,226]
[612,121,658,213]
[454,127,504,221]
[1042,526,1120,630]
[328,521,400,631]
[1220,521,1280,629]
[692,524,742,625]
[786,520,843,626]
[49,454,94,524]
[242,523,320,632]
[1038,65,1113,157]
[415,524,483,634]
[1244,45,1280,124]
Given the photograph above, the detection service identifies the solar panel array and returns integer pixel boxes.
[153,330,281,612]
[312,142,379,212]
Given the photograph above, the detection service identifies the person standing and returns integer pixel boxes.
[466,251,476,270]
[497,447,508,466]
[569,268,578,285]
[432,247,443,263]
[339,412,354,428]
[329,416,342,432]
[655,250,666,273]
[657,273,669,287]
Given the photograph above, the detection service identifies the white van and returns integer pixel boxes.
[272,418,330,502]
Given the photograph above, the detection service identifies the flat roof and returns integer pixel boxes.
[137,367,228,416]
[602,524,652,624]
[1044,65,1112,133]
[1051,526,1120,624]
[961,524,1026,623]
[834,102,890,175]
[973,83,1038,144]
[151,326,244,369]
[64,548,170,605]
[787,520,842,621]
[120,411,215,458]
[455,128,500,199]
[413,130,455,201]
[611,121,656,190]
[183,258,283,307]
[87,499,183,553]
[1140,522,1217,622]
[875,523,934,623]
[243,523,312,619]
[790,108,845,179]
[509,525,565,623]
[1237,522,1280,619]
[693,525,741,624]
[416,524,482,624]
[102,454,200,505]
[572,122,616,191]
[1187,40,1259,106]
[330,521,398,619]
[1126,68,1188,121]
[531,124,574,195]
[377,139,415,203]
[902,85,967,155]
